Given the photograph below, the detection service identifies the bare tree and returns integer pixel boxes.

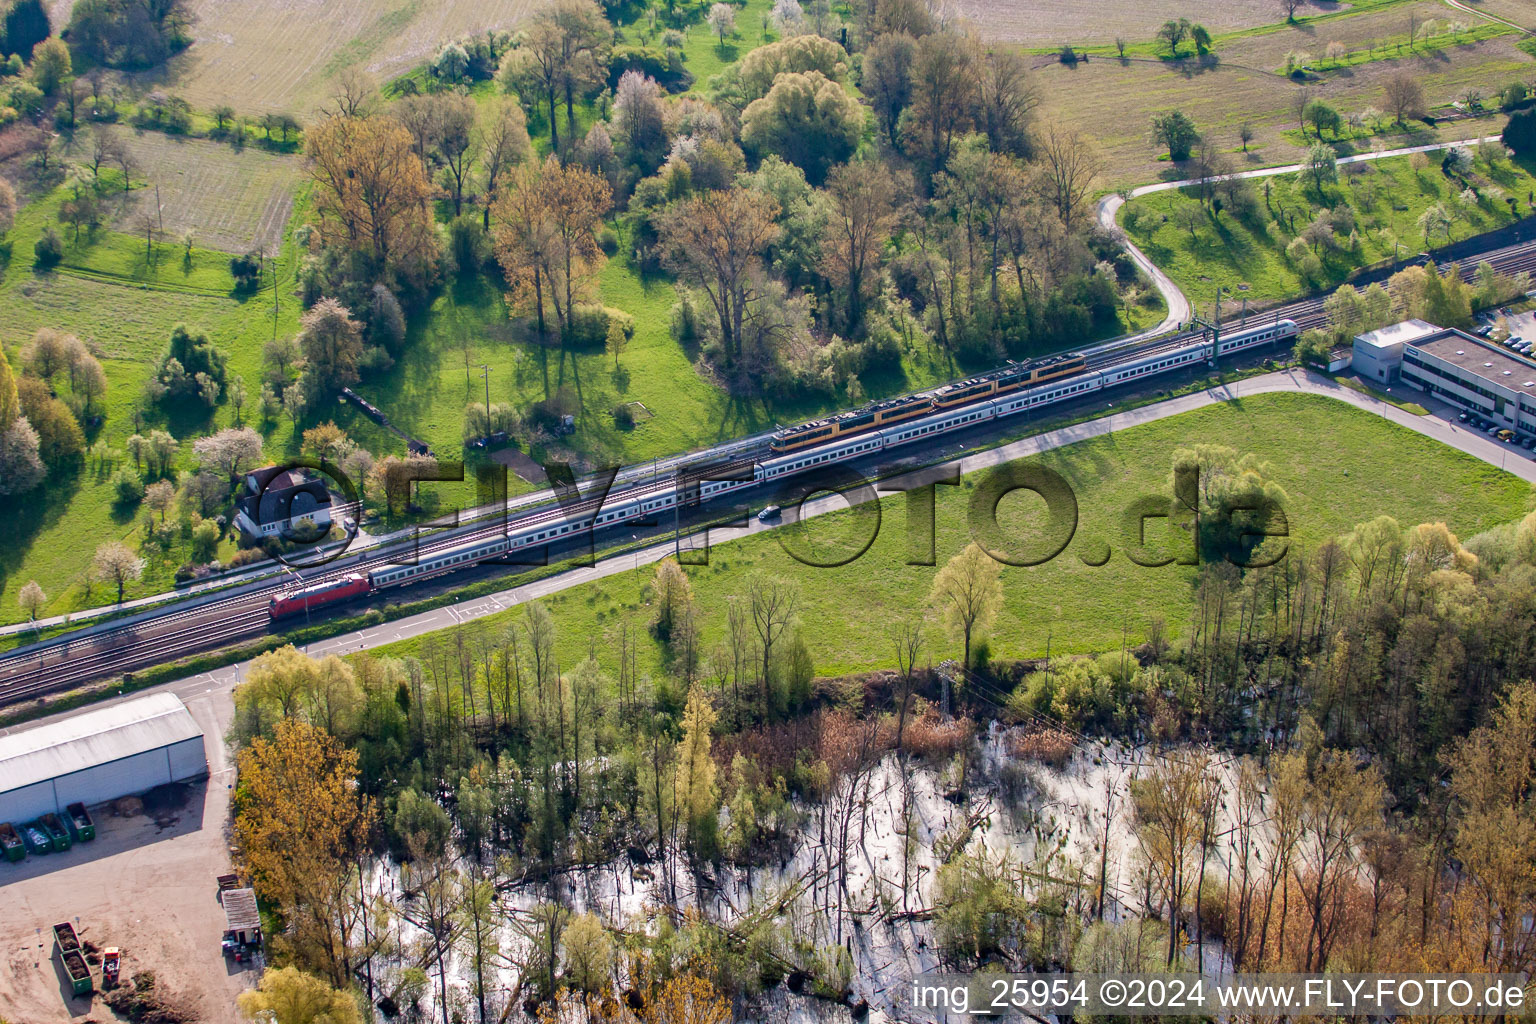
[890,615,923,751]
[1383,71,1427,125]
[747,573,798,715]
[326,67,378,119]
[1032,120,1100,227]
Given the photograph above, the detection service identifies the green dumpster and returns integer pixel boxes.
[38,813,71,852]
[65,803,95,842]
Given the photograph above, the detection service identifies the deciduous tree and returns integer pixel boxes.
[299,298,365,391]
[740,70,863,184]
[1032,120,1099,227]
[306,114,437,283]
[236,966,361,1024]
[235,718,376,987]
[1384,71,1426,125]
[492,157,610,340]
[477,96,531,229]
[91,539,144,604]
[928,542,1002,669]
[657,187,779,358]
[17,580,45,621]
[820,160,897,334]
[193,426,263,484]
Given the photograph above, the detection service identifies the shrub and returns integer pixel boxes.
[901,708,974,761]
[448,215,487,274]
[1505,107,1536,158]
[608,45,694,92]
[230,252,262,291]
[227,547,265,568]
[33,226,62,267]
[671,291,700,343]
[613,403,635,429]
[112,465,145,505]
[565,304,634,348]
[1008,727,1077,769]
[190,519,220,561]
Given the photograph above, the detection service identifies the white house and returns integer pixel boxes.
[235,466,333,540]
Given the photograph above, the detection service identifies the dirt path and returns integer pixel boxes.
[1441,0,1532,34]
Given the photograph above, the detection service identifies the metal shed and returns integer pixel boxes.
[0,693,207,823]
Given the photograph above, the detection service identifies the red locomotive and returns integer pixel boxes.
[268,572,373,619]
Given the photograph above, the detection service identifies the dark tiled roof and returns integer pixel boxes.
[238,478,331,526]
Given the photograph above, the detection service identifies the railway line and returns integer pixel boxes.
[5,233,1536,705]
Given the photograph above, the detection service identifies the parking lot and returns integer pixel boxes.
[0,692,254,1022]
[1464,306,1536,455]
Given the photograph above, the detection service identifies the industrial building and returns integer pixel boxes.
[0,693,207,823]
[1350,318,1440,383]
[1354,320,1536,437]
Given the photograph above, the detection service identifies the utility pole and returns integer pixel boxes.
[271,247,280,340]
[479,364,492,441]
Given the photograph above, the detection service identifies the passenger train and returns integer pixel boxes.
[769,352,1089,453]
[269,320,1297,619]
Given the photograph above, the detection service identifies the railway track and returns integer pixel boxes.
[7,235,1536,705]
[0,453,760,702]
[1086,236,1536,371]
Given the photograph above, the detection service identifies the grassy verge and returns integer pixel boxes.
[1331,374,1431,413]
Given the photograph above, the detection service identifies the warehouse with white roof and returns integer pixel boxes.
[0,693,207,823]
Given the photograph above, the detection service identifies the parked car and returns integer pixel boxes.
[1458,412,1469,422]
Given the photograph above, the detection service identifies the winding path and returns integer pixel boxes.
[1094,134,1504,350]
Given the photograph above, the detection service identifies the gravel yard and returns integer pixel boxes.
[0,691,251,1023]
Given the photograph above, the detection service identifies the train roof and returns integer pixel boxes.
[774,351,1087,438]
[774,392,932,437]
[934,353,1085,392]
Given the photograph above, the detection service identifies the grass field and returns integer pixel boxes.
[0,176,306,625]
[1034,0,1533,187]
[87,128,304,254]
[120,0,536,115]
[368,391,1533,677]
[1120,150,1536,309]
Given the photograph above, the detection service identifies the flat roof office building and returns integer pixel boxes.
[1354,321,1536,436]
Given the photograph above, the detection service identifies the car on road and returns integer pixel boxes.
[757,505,782,522]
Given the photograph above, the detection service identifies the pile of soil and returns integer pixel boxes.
[103,970,197,1023]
